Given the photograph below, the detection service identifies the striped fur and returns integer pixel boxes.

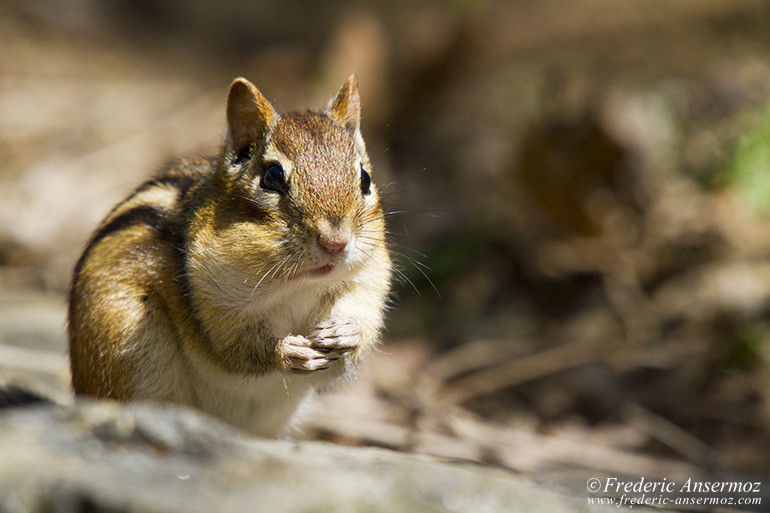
[68,77,391,436]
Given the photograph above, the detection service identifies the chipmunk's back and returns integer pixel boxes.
[68,157,214,399]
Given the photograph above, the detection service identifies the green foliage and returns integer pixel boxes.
[390,229,490,336]
[722,324,770,373]
[719,104,770,214]
[388,226,529,339]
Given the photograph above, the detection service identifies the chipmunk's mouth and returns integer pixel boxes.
[290,264,335,280]
[308,264,335,276]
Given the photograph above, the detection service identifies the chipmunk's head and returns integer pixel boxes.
[190,76,388,307]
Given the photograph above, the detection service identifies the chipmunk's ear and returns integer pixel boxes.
[226,78,277,165]
[326,74,361,137]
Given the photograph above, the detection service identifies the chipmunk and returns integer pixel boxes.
[68,76,392,437]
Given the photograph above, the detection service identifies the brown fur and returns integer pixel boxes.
[68,76,392,436]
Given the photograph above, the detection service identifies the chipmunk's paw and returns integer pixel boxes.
[309,316,362,355]
[279,335,334,375]
[278,317,362,375]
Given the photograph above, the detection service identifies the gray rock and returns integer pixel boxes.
[0,401,619,513]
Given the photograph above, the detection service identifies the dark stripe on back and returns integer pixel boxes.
[68,158,214,327]
[71,160,212,279]
[73,205,182,278]
[93,205,172,246]
[134,173,197,197]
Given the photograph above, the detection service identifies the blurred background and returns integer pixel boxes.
[2,0,770,497]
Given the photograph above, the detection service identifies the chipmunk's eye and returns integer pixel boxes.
[360,166,371,195]
[260,164,286,194]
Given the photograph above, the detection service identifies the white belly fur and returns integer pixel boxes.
[176,265,371,436]
[181,339,341,437]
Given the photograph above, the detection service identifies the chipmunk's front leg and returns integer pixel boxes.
[278,316,362,375]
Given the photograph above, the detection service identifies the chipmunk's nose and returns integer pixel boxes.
[316,218,351,256]
[318,232,349,256]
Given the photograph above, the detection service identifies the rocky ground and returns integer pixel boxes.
[1,401,630,513]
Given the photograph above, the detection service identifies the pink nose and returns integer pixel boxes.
[318,234,348,256]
